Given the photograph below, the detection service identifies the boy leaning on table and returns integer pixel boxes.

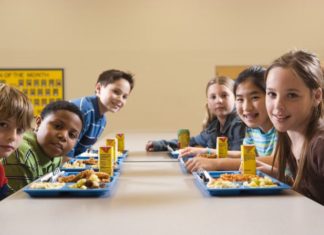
[67,69,135,157]
[1,100,84,194]
[0,84,33,200]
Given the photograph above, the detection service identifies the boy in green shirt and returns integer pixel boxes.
[1,100,84,192]
[0,83,33,199]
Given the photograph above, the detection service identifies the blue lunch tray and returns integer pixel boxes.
[193,170,291,196]
[23,171,119,197]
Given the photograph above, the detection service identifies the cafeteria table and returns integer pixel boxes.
[1,133,324,235]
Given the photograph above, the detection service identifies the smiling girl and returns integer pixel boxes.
[266,50,324,205]
[185,66,276,172]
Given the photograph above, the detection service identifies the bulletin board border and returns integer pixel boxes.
[0,68,65,99]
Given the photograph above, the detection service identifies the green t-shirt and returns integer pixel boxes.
[1,131,62,192]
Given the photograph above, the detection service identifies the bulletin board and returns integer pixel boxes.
[215,65,250,80]
[0,69,64,115]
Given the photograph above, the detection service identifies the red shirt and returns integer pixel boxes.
[0,164,8,188]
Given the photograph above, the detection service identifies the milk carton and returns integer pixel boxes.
[106,138,118,163]
[241,145,256,175]
[116,133,125,152]
[217,137,228,158]
[99,146,114,176]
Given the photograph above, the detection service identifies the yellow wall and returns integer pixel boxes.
[1,0,324,136]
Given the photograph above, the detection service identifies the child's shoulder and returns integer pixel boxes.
[71,96,99,113]
[71,95,96,105]
[22,131,37,144]
[309,120,324,149]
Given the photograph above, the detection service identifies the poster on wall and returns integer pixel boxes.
[0,68,64,115]
[215,65,249,80]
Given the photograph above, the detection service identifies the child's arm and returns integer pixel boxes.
[179,148,241,158]
[178,147,207,157]
[227,150,241,158]
[185,157,241,173]
[256,155,275,166]
[145,139,178,152]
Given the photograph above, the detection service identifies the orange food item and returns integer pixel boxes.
[219,173,258,182]
[82,157,98,165]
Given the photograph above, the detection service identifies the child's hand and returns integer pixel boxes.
[185,157,216,173]
[145,141,154,152]
[256,160,278,177]
[178,147,206,158]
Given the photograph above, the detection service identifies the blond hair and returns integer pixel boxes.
[202,76,234,130]
[0,83,33,130]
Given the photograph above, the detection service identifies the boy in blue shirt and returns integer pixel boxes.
[69,69,135,157]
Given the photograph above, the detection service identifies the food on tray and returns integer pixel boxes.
[243,176,278,187]
[207,179,239,189]
[58,169,110,183]
[69,173,105,189]
[206,173,278,188]
[219,173,258,182]
[29,182,65,189]
[62,160,86,168]
[82,157,98,165]
[81,151,98,157]
[62,158,99,169]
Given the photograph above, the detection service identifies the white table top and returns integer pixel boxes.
[1,133,324,235]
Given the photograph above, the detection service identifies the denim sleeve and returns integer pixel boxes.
[190,131,210,148]
[228,122,246,150]
[151,139,178,151]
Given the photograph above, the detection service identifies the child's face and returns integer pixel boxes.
[36,110,83,158]
[266,67,322,134]
[235,80,272,132]
[207,84,235,119]
[0,117,24,157]
[96,79,131,114]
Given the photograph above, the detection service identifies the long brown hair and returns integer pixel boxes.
[202,76,234,130]
[265,50,323,189]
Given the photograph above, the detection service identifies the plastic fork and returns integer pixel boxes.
[50,168,65,182]
[197,168,213,183]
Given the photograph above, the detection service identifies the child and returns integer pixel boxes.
[1,100,84,192]
[265,49,324,205]
[146,76,245,153]
[185,66,277,172]
[0,84,33,199]
[68,69,134,157]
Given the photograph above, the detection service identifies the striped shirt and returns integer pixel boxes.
[243,127,277,157]
[1,131,62,193]
[69,95,106,157]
